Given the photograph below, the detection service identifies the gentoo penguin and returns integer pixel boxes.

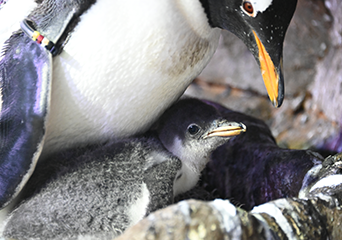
[0,0,296,207]
[3,98,246,240]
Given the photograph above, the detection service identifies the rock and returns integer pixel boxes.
[115,199,266,240]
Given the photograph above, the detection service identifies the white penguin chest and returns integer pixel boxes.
[42,0,220,154]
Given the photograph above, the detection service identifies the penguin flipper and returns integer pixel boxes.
[0,32,52,208]
[144,156,182,213]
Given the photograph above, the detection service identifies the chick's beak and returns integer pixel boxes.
[203,122,246,139]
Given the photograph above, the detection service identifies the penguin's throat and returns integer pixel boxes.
[164,136,209,175]
[173,162,201,196]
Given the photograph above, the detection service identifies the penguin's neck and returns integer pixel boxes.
[164,136,209,196]
[164,136,211,172]
[42,0,220,155]
[173,162,201,196]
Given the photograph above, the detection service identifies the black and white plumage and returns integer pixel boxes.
[3,98,246,240]
[0,0,297,208]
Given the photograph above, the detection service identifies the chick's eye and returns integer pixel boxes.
[242,1,254,15]
[187,124,200,135]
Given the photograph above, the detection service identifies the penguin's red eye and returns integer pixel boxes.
[243,1,254,15]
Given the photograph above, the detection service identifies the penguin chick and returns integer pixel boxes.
[3,138,181,240]
[155,98,246,196]
[3,98,246,240]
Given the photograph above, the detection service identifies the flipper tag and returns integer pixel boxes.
[20,19,56,54]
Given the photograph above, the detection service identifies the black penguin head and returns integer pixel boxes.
[156,98,246,174]
[200,0,297,107]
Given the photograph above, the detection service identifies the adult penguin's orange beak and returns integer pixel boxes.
[253,30,284,107]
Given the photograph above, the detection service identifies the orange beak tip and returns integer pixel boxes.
[253,30,284,108]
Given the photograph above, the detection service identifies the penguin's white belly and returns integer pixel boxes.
[10,0,220,155]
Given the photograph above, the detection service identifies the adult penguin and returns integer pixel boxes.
[0,0,297,207]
